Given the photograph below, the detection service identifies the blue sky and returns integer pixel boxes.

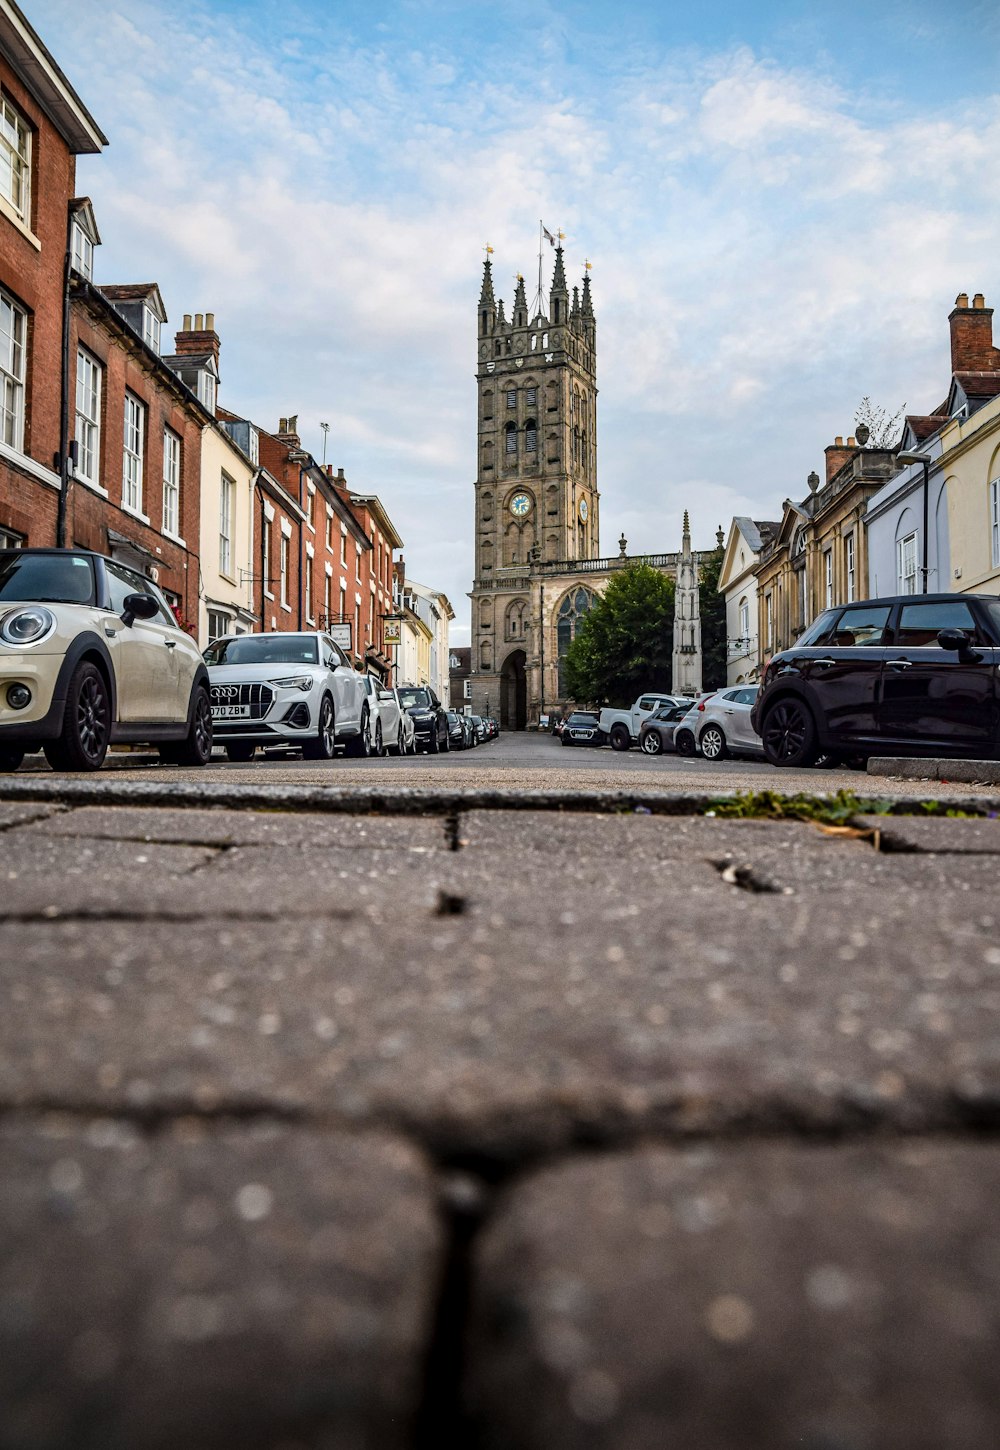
[32,0,1000,643]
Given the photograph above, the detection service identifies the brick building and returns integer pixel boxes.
[0,0,106,550]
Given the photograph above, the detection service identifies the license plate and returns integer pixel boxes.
[211,704,250,719]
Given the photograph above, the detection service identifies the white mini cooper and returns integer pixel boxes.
[0,548,212,772]
[204,631,370,761]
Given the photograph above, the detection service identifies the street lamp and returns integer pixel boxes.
[896,449,932,594]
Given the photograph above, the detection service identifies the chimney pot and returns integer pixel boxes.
[847,435,856,448]
[279,417,287,433]
[834,436,843,447]
[973,293,986,310]
[288,414,298,435]
[183,314,192,330]
[956,293,969,309]
[337,467,345,480]
[206,312,215,330]
[194,313,204,330]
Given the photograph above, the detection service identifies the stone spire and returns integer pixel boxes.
[570,284,581,322]
[513,274,528,328]
[672,511,702,696]
[581,269,594,318]
[496,297,507,327]
[479,256,496,337]
[549,245,569,326]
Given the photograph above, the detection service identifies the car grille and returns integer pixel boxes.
[210,682,273,719]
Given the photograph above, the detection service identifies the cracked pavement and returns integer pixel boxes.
[1,778,999,1449]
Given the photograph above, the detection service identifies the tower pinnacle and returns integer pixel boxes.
[549,244,569,326]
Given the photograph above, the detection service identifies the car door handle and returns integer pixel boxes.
[814,658,837,668]
[887,659,911,671]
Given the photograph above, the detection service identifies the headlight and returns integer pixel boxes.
[271,675,314,691]
[0,606,55,646]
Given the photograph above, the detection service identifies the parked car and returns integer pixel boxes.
[470,714,488,744]
[639,701,696,755]
[672,694,717,757]
[560,709,607,747]
[599,692,694,752]
[447,710,470,749]
[379,684,416,755]
[204,631,370,761]
[0,547,211,773]
[695,686,764,761]
[357,672,409,756]
[751,594,1000,766]
[398,684,449,753]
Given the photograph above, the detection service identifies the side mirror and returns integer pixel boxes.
[937,627,981,662]
[122,593,159,627]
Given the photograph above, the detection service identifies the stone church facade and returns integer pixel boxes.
[469,246,706,728]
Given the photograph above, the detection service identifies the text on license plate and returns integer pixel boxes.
[211,704,250,718]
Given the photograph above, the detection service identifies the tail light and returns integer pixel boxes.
[697,695,715,712]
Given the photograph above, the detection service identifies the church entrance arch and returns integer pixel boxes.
[500,649,527,730]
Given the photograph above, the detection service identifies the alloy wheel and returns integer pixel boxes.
[77,672,110,763]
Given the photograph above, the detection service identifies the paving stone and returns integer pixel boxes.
[467,1140,1000,1450]
[0,1117,441,1450]
[869,756,1000,784]
[0,802,63,831]
[1,884,998,1157]
[855,814,1000,855]
[459,810,834,858]
[0,836,216,916]
[24,804,449,851]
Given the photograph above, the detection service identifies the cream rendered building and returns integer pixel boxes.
[718,518,776,684]
[938,391,1000,598]
[198,421,257,645]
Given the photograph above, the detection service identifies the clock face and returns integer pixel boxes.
[510,492,532,517]
[579,497,589,522]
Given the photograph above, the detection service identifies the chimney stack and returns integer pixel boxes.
[275,415,300,446]
[173,310,221,364]
[949,291,999,373]
[824,436,857,484]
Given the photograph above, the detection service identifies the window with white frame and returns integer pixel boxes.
[991,478,1000,569]
[324,570,331,621]
[0,523,24,548]
[261,516,271,596]
[325,509,332,550]
[162,429,180,536]
[75,350,102,486]
[279,533,290,606]
[0,290,26,450]
[823,549,833,608]
[142,307,161,354]
[207,609,229,642]
[71,220,94,280]
[305,552,314,620]
[739,597,749,643]
[845,532,856,602]
[0,97,31,225]
[355,542,361,581]
[897,532,918,594]
[219,473,234,576]
[765,593,773,651]
[122,393,145,513]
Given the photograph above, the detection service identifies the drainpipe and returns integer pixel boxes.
[56,202,81,548]
[539,580,545,722]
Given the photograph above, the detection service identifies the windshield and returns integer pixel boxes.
[0,551,95,605]
[399,687,431,708]
[204,635,318,666]
[568,712,599,725]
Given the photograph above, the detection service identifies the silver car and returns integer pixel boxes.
[694,686,764,761]
[205,632,370,762]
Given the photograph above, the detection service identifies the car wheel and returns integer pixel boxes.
[223,742,256,763]
[761,697,820,768]
[43,661,110,772]
[675,730,696,758]
[442,724,451,752]
[373,720,385,757]
[345,707,372,758]
[641,732,663,755]
[561,735,572,746]
[303,694,336,760]
[609,723,631,752]
[699,724,728,761]
[165,685,213,767]
[0,748,24,772]
[390,723,404,756]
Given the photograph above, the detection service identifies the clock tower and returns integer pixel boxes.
[470,244,599,728]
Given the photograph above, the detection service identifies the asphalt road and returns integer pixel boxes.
[11,728,995,801]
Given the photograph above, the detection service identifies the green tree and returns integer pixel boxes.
[699,539,727,688]
[563,563,675,706]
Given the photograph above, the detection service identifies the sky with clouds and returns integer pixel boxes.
[33,0,1000,643]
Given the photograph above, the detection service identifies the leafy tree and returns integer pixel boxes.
[699,538,727,688]
[563,563,675,706]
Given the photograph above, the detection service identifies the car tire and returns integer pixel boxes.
[224,742,256,763]
[561,736,572,747]
[165,686,213,768]
[390,723,404,756]
[429,724,440,754]
[699,724,728,761]
[641,732,663,755]
[761,696,820,768]
[675,730,696,758]
[373,720,384,757]
[303,694,336,760]
[345,707,372,758]
[0,748,24,772]
[43,660,111,772]
[442,725,451,752]
[609,723,631,752]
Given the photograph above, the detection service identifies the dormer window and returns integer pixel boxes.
[143,308,160,353]
[71,223,93,279]
[198,370,216,414]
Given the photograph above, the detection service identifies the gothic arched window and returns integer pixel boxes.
[505,597,529,640]
[556,587,594,695]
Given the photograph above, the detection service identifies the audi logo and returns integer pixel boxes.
[212,685,239,700]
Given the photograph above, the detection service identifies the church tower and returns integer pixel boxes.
[470,245,600,727]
